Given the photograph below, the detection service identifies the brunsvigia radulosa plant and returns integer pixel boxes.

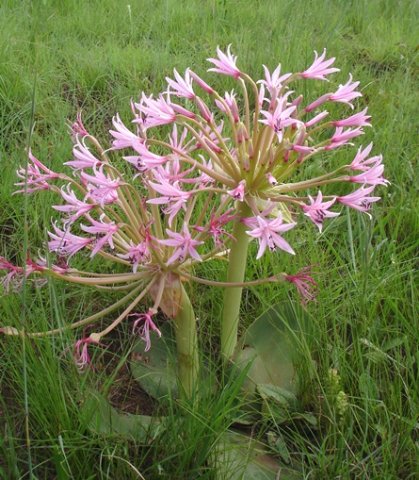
[1,46,387,397]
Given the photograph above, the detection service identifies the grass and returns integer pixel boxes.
[0,0,418,478]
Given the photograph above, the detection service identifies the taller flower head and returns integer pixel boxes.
[2,45,386,359]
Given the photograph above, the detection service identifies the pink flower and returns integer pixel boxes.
[69,111,89,140]
[349,163,388,186]
[0,257,23,293]
[326,127,364,149]
[65,138,102,171]
[124,142,168,171]
[333,107,371,128]
[48,223,92,258]
[159,224,203,264]
[258,64,292,100]
[246,214,296,258]
[131,310,161,352]
[207,45,241,79]
[305,111,329,127]
[53,185,95,223]
[110,113,144,151]
[15,150,60,194]
[118,241,151,272]
[329,74,362,108]
[195,210,236,246]
[188,70,214,94]
[134,93,177,129]
[36,255,69,274]
[147,179,191,226]
[228,180,246,201]
[81,166,120,207]
[166,68,195,99]
[302,192,340,232]
[81,216,120,257]
[266,173,278,186]
[300,49,340,80]
[169,124,192,158]
[285,267,317,305]
[349,143,381,171]
[337,185,381,215]
[215,90,240,123]
[74,336,98,369]
[196,97,214,123]
[260,94,297,141]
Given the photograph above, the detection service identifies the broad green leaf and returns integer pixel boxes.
[130,323,178,400]
[213,431,301,480]
[234,303,302,395]
[82,390,163,443]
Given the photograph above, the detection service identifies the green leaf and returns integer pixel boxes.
[234,303,302,395]
[212,431,301,480]
[130,323,178,400]
[258,383,298,424]
[82,390,163,443]
[267,431,291,464]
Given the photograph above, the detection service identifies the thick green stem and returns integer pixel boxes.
[221,202,251,361]
[174,285,199,398]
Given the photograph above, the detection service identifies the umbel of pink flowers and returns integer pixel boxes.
[1,46,386,378]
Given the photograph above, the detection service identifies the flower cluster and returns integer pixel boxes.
[0,46,386,367]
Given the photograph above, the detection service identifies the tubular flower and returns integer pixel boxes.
[208,45,241,79]
[337,185,381,215]
[15,150,61,193]
[166,69,195,99]
[300,49,340,80]
[48,223,93,258]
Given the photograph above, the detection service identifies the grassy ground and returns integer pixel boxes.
[0,0,418,478]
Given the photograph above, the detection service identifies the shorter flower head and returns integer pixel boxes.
[81,166,121,207]
[327,126,364,149]
[53,185,95,224]
[69,111,89,140]
[259,64,292,100]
